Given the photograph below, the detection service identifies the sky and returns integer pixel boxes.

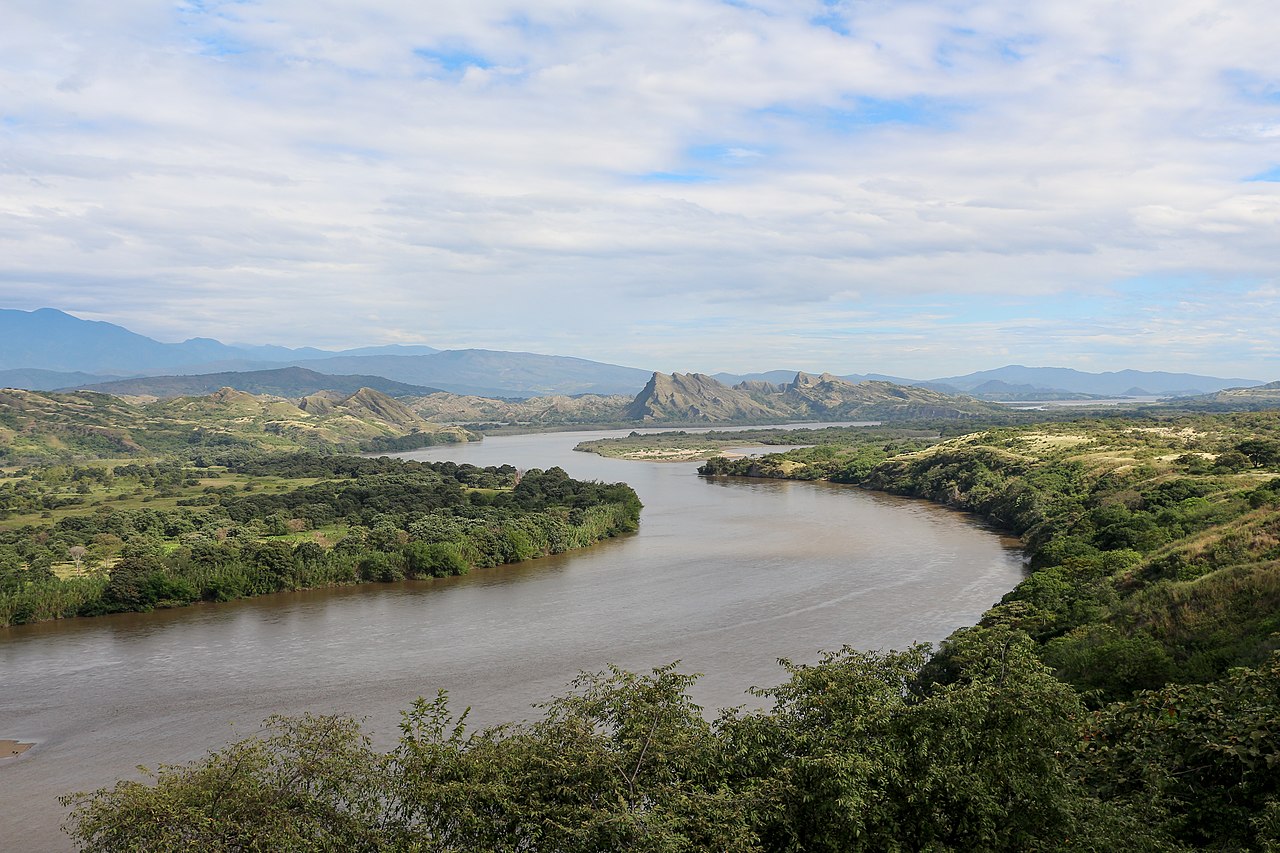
[1,0,1278,380]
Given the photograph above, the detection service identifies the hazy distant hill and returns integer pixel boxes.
[715,365,1263,397]
[72,366,441,399]
[0,368,124,391]
[295,350,654,397]
[0,308,651,397]
[1165,380,1280,410]
[0,308,438,375]
[929,365,1263,396]
[625,372,1000,423]
[0,308,240,373]
[713,370,915,386]
[963,380,1104,401]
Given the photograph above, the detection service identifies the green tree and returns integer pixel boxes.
[1236,438,1280,468]
[61,715,391,851]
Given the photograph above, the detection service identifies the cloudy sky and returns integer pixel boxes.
[2,0,1278,379]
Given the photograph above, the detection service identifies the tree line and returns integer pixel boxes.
[1,453,641,625]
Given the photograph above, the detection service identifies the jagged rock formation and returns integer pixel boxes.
[625,372,1001,423]
[733,380,782,394]
[625,373,787,421]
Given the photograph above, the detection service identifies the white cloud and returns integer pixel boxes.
[1,0,1278,377]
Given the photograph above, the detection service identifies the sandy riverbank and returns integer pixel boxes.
[1,739,34,759]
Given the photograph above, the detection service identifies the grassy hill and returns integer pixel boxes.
[0,387,471,465]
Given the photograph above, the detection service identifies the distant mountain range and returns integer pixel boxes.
[0,308,438,376]
[0,308,1270,400]
[73,366,442,399]
[0,368,129,392]
[0,308,650,397]
[712,370,915,387]
[924,365,1263,397]
[272,350,653,397]
[714,366,1264,399]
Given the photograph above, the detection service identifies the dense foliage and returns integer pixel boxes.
[61,631,1280,851]
[0,453,640,625]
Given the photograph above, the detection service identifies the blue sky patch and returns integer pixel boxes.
[194,33,249,57]
[1222,69,1280,103]
[634,171,716,184]
[414,48,493,73]
[826,96,961,131]
[752,97,962,135]
[1246,166,1280,182]
[810,0,850,36]
[686,143,769,164]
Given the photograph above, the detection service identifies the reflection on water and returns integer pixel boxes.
[0,426,1023,849]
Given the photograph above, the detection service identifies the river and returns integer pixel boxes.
[0,426,1024,850]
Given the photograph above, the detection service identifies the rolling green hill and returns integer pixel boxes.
[0,387,471,464]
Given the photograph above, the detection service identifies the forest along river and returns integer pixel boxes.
[0,425,1024,850]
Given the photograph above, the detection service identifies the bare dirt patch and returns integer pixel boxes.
[1,740,34,760]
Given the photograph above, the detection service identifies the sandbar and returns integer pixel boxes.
[1,739,34,759]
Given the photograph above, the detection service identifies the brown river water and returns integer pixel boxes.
[0,426,1024,850]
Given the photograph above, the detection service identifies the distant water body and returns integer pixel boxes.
[0,425,1024,850]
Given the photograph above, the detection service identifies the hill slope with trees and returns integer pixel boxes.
[0,387,471,464]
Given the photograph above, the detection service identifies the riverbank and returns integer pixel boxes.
[1,739,34,759]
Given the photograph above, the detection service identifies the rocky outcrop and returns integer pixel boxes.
[624,371,999,423]
[626,373,788,422]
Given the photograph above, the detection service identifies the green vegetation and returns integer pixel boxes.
[60,633,1280,851]
[0,453,640,626]
[574,425,940,462]
[0,386,472,465]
